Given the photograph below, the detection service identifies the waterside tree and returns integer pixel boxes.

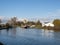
[53,19,60,30]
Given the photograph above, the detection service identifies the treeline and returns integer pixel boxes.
[0,17,60,30]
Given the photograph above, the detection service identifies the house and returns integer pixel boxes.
[42,22,54,27]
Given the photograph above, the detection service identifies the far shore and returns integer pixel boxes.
[0,17,60,30]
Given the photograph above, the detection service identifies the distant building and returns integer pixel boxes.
[42,22,54,27]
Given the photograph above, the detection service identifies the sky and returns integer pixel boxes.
[0,0,60,19]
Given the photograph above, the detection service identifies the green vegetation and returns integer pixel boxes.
[26,21,35,26]
[53,19,60,26]
[53,19,60,30]
[16,20,42,29]
[0,17,60,30]
[35,20,42,29]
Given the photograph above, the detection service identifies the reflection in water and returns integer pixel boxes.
[0,28,16,37]
[41,30,54,38]
[9,28,16,37]
[54,32,60,40]
[0,30,1,34]
[0,28,54,39]
[0,28,60,45]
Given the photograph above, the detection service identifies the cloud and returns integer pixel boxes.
[0,16,4,19]
[48,9,60,19]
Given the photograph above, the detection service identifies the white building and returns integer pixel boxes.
[42,22,54,27]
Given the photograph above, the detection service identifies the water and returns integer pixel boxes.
[0,28,60,45]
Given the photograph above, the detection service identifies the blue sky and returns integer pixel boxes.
[0,0,60,19]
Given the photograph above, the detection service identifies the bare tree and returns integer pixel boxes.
[10,17,17,27]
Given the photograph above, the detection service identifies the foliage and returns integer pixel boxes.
[53,19,60,26]
[35,20,42,29]
[26,21,35,26]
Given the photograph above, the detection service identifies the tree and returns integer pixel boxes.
[26,21,35,26]
[35,20,42,28]
[10,17,17,27]
[53,19,60,26]
[11,17,17,23]
[35,20,42,25]
[0,19,2,24]
[53,19,60,30]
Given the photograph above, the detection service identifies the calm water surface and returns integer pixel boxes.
[0,27,60,45]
